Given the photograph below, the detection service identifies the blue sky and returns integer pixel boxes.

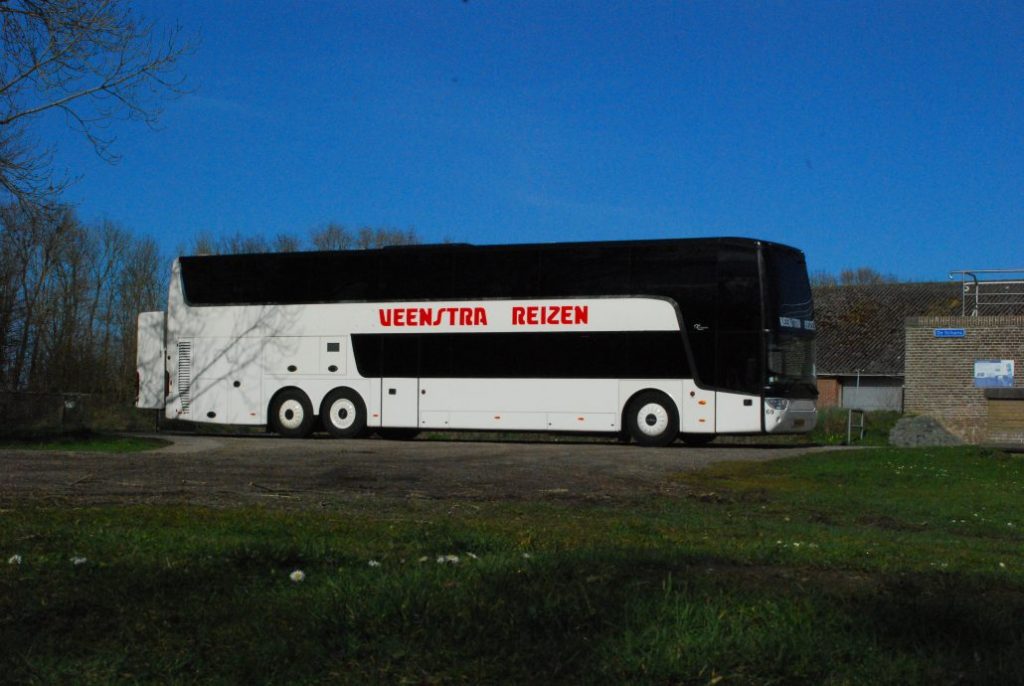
[38,1,1023,281]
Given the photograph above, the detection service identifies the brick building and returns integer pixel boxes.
[905,316,1024,444]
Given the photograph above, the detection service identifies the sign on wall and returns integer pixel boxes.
[974,360,1015,388]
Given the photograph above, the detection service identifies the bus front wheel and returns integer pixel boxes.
[269,389,315,438]
[320,387,367,438]
[625,391,679,447]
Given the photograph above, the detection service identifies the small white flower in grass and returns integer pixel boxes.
[7,554,21,565]
[1000,562,1007,569]
[368,560,382,568]
[467,552,478,560]
[418,556,429,563]
[437,554,460,565]
[289,570,305,583]
[521,552,532,560]
[71,556,87,566]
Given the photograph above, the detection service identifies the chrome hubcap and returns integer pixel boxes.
[636,402,669,436]
[328,398,357,430]
[278,399,305,430]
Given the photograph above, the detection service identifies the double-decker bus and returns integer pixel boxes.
[136,237,817,446]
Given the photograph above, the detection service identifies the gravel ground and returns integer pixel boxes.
[0,433,845,508]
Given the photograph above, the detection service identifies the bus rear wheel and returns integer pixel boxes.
[625,391,679,447]
[269,389,314,438]
[320,387,367,438]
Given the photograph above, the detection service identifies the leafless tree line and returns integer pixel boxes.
[188,223,420,256]
[810,267,899,288]
[0,209,418,397]
[0,204,161,395]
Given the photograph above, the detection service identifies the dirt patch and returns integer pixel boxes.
[0,433,845,508]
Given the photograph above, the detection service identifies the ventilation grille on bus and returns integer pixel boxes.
[177,342,192,415]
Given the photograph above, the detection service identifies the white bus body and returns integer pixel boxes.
[137,239,818,446]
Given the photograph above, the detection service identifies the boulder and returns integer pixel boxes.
[889,415,964,447]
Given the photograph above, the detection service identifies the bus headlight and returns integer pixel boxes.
[765,398,790,412]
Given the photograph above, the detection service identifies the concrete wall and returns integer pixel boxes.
[840,377,904,411]
[817,376,904,411]
[905,316,1024,444]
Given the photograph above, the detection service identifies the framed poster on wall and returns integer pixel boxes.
[974,360,1015,388]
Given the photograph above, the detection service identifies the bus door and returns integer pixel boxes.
[381,378,419,428]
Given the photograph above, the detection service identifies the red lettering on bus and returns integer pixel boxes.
[510,304,589,326]
[378,306,492,327]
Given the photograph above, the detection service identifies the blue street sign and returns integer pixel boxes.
[934,328,966,338]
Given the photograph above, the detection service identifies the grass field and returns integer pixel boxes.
[2,446,1022,684]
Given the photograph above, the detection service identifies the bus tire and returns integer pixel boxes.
[625,391,679,447]
[376,428,419,441]
[269,389,315,438]
[681,433,716,446]
[320,387,367,438]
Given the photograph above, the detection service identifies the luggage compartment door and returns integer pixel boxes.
[381,378,419,428]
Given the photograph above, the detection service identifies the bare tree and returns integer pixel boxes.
[310,223,353,251]
[0,0,192,207]
[190,230,217,256]
[113,233,161,396]
[0,204,70,388]
[219,232,269,255]
[272,232,301,252]
[354,225,418,249]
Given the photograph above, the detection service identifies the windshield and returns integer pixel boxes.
[764,246,814,330]
[763,246,817,398]
[767,332,817,398]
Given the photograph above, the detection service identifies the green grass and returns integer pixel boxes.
[0,432,169,452]
[2,447,1023,684]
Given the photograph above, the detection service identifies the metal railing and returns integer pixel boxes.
[846,409,865,445]
[949,269,1024,316]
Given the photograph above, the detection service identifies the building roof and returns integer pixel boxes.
[813,282,965,376]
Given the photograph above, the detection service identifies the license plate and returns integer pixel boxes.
[793,419,805,427]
